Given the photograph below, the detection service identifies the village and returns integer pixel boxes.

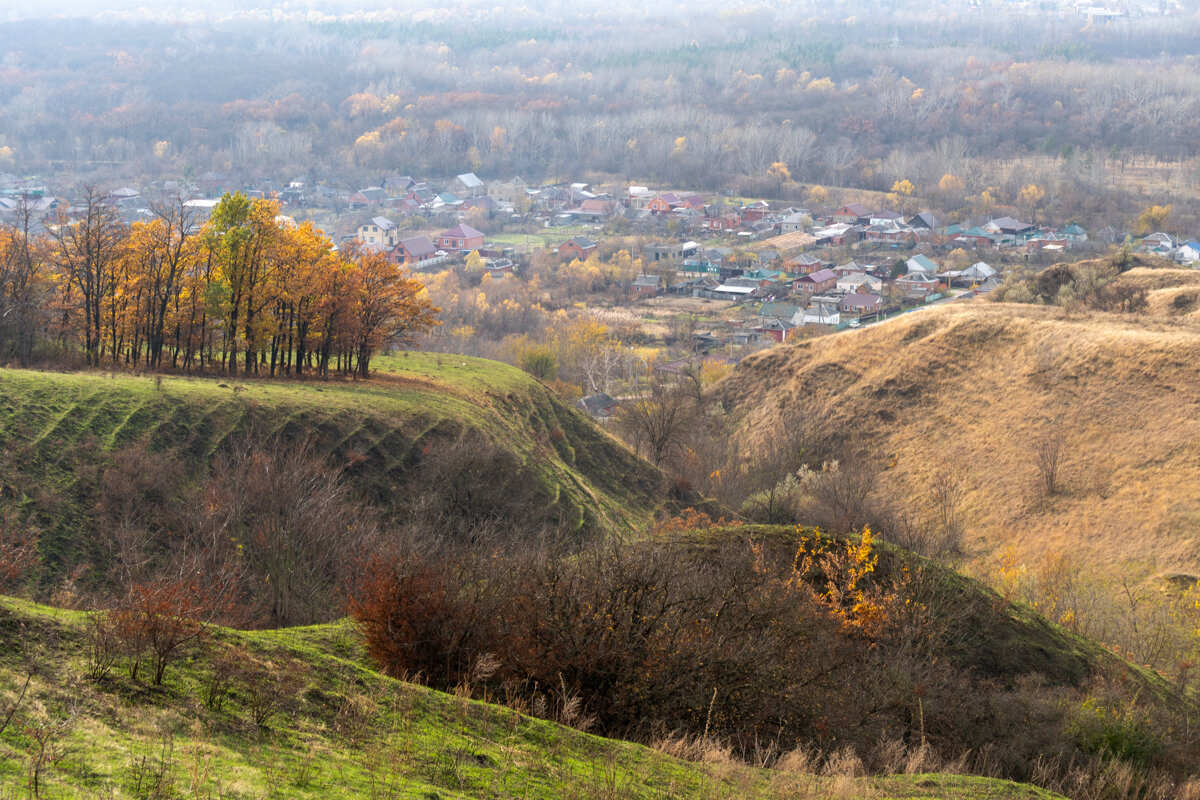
[4,169,1199,407]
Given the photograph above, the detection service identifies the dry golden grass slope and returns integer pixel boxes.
[717,293,1200,574]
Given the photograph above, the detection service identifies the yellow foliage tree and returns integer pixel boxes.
[1135,204,1172,236]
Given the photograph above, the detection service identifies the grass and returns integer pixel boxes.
[0,596,1069,800]
[0,353,673,582]
[716,291,1200,579]
[489,224,600,252]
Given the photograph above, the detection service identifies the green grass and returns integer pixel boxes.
[0,354,673,581]
[489,225,599,252]
[0,597,1068,800]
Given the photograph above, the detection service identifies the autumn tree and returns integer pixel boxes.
[348,248,440,378]
[1134,204,1172,236]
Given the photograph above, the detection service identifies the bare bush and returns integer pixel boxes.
[196,433,379,627]
[1032,436,1064,496]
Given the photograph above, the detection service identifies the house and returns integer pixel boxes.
[739,200,772,222]
[984,216,1036,238]
[896,272,942,300]
[395,235,439,266]
[869,210,904,226]
[795,268,837,295]
[557,236,598,260]
[484,258,516,277]
[703,212,742,232]
[108,186,140,202]
[753,318,797,343]
[833,261,871,277]
[838,292,883,317]
[384,176,415,194]
[832,203,872,224]
[456,173,485,197]
[802,299,841,326]
[682,249,725,275]
[947,226,996,249]
[357,216,399,246]
[1175,241,1200,265]
[350,187,388,207]
[643,241,698,262]
[1141,232,1175,254]
[487,177,528,205]
[632,274,664,298]
[951,261,997,287]
[436,223,485,251]
[757,302,803,327]
[567,198,618,220]
[785,253,825,275]
[905,254,939,275]
[778,211,810,234]
[577,393,618,419]
[647,192,703,215]
[865,225,919,247]
[908,211,937,230]
[460,196,496,214]
[1062,223,1088,243]
[837,272,883,294]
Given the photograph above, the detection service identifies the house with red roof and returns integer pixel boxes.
[436,223,484,251]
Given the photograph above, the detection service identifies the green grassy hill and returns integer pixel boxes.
[0,596,1068,800]
[0,354,674,582]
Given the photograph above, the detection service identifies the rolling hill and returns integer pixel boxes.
[716,294,1200,576]
[0,353,675,585]
[0,590,1072,799]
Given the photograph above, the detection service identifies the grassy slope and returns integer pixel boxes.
[716,295,1200,575]
[0,597,1067,800]
[0,353,672,578]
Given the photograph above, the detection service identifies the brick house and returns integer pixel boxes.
[436,223,485,251]
[556,235,598,260]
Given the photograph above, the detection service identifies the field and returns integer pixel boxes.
[716,288,1200,577]
[0,353,674,583]
[0,595,1072,800]
[488,224,602,253]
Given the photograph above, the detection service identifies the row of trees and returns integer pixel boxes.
[0,190,438,376]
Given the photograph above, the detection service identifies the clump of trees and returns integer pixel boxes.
[0,190,439,377]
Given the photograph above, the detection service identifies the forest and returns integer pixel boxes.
[2,0,1200,228]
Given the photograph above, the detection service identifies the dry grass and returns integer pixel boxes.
[717,294,1200,576]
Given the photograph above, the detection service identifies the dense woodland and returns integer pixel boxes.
[2,1,1200,227]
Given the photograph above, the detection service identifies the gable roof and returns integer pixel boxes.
[840,293,882,309]
[633,274,664,288]
[399,235,436,258]
[908,211,937,229]
[370,216,396,230]
[837,202,871,217]
[906,254,939,273]
[798,268,837,284]
[457,172,484,188]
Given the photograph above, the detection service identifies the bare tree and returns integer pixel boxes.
[49,187,126,366]
[1031,436,1064,496]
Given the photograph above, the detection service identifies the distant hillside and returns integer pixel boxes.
[716,297,1200,575]
[0,354,674,584]
[0,596,1069,799]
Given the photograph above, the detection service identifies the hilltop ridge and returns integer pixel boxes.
[717,296,1200,574]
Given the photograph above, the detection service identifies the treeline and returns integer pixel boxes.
[0,190,438,376]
